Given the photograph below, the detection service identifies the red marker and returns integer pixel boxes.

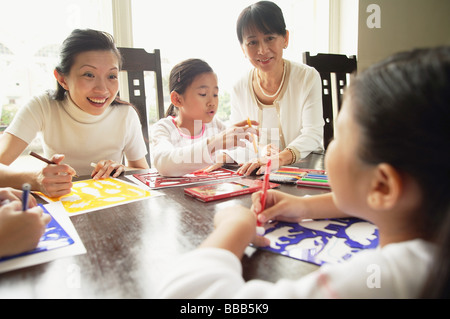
[258,158,272,226]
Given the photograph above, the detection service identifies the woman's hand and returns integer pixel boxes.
[37,154,75,198]
[91,160,125,179]
[237,154,280,176]
[237,144,280,175]
[237,145,293,176]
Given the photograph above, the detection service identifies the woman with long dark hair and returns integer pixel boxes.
[0,29,149,197]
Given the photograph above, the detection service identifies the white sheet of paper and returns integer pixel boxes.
[223,140,258,165]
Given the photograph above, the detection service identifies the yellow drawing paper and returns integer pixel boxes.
[37,178,162,216]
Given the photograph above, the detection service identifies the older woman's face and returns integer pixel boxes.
[241,28,289,73]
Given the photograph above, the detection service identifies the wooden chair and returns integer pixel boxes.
[118,47,165,164]
[303,52,357,149]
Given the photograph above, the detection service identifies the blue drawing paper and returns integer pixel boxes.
[259,218,379,266]
[0,204,74,263]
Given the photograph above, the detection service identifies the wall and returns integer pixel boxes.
[358,0,450,70]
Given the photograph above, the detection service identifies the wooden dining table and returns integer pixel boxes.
[0,152,330,299]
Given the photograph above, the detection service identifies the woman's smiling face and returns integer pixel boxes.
[55,50,119,116]
[241,27,288,72]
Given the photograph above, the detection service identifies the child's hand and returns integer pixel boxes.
[212,205,270,249]
[201,152,237,173]
[232,119,259,128]
[207,126,258,154]
[251,190,307,224]
[0,201,51,258]
[91,160,125,180]
[200,205,269,259]
[201,163,223,173]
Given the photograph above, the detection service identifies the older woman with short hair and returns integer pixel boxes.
[231,1,324,175]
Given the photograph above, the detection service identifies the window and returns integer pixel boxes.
[131,0,333,124]
[1,0,358,169]
[0,0,113,168]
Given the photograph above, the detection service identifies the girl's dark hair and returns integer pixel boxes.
[165,59,214,117]
[348,47,450,298]
[53,29,123,102]
[236,1,287,44]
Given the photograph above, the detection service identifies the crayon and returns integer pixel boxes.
[258,159,272,226]
[301,178,329,183]
[22,183,31,211]
[30,151,78,178]
[247,117,259,154]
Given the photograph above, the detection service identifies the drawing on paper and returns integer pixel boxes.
[39,178,160,215]
[259,218,379,266]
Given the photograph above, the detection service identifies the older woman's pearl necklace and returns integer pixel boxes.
[256,62,286,99]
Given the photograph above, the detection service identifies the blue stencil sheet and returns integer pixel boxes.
[259,218,379,266]
[0,204,74,262]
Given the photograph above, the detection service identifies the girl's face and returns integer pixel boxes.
[177,72,218,123]
[55,50,119,116]
[241,28,288,73]
[325,96,375,218]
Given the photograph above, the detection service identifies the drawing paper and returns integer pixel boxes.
[259,218,379,265]
[38,178,163,216]
[222,141,258,165]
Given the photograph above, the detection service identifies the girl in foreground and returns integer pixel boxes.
[157,47,449,298]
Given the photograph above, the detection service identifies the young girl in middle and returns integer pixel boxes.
[150,59,257,177]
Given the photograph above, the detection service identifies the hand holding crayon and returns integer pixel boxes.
[30,152,76,198]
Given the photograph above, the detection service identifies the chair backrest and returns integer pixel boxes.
[118,47,165,164]
[303,51,357,149]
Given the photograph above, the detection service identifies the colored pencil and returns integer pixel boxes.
[29,151,54,165]
[29,151,78,178]
[258,158,272,226]
[22,183,31,211]
[247,117,258,154]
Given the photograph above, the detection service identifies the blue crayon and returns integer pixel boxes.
[305,174,328,179]
[22,183,31,211]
